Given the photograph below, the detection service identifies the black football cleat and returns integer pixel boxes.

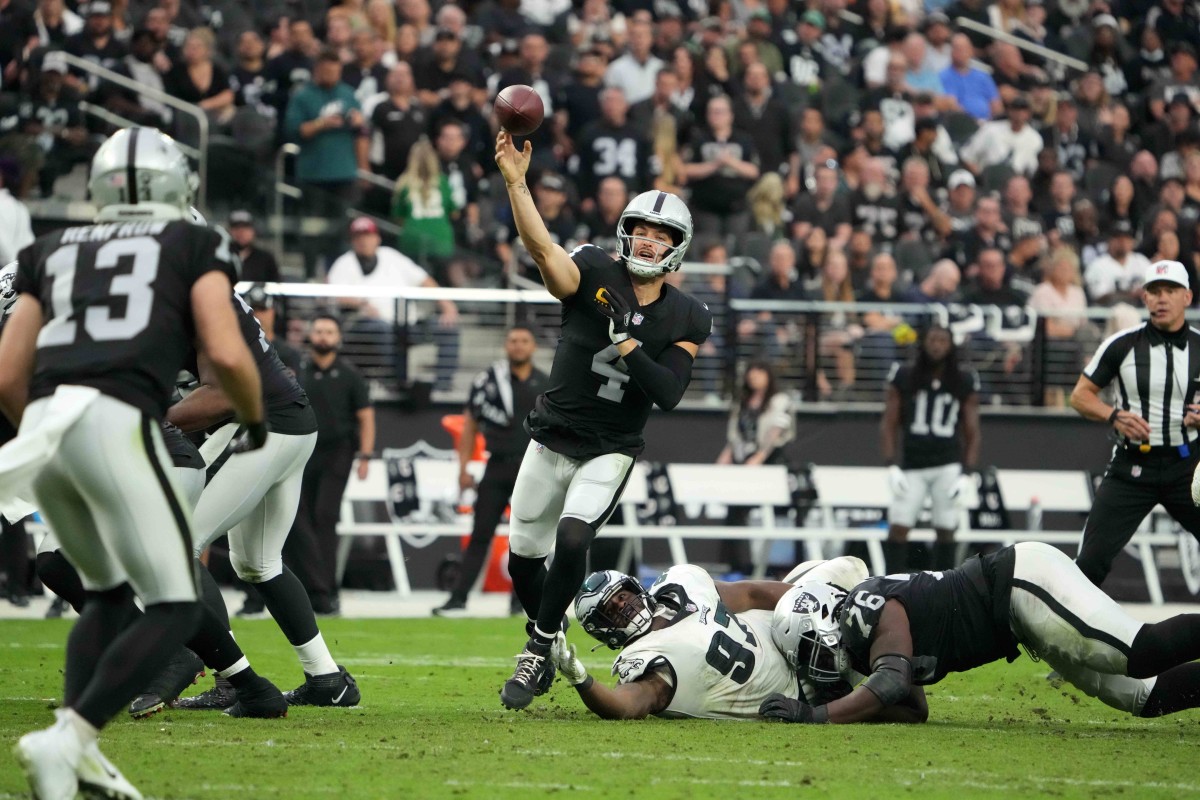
[223,676,288,719]
[174,676,237,711]
[499,639,554,710]
[284,665,360,707]
[129,648,205,719]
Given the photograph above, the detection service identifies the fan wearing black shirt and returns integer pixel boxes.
[413,27,486,108]
[228,211,280,283]
[365,62,426,181]
[849,158,900,248]
[555,48,607,150]
[683,94,760,240]
[342,29,388,106]
[732,63,798,192]
[790,161,852,244]
[263,19,316,122]
[63,0,126,95]
[570,87,652,208]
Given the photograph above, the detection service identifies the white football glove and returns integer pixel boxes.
[887,465,909,497]
[949,471,975,504]
[550,632,589,686]
[1191,462,1200,506]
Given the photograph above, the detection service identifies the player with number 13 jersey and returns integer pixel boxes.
[493,127,710,711]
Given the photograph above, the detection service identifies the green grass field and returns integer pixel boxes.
[2,617,1197,800]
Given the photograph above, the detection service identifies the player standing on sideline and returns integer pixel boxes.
[1070,261,1200,587]
[881,325,981,572]
[761,542,1200,724]
[0,127,266,800]
[433,324,549,617]
[493,130,712,710]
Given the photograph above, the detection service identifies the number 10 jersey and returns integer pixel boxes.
[14,219,237,419]
[526,245,711,460]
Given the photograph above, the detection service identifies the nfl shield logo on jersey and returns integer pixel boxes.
[632,312,644,326]
[1131,465,1142,478]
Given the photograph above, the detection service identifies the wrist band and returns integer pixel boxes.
[1107,408,1121,425]
[812,705,830,724]
[577,675,595,691]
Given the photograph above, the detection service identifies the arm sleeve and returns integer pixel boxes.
[620,344,694,411]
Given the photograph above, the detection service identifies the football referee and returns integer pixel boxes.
[1070,260,1200,587]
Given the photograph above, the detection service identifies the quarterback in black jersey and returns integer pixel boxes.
[881,325,981,572]
[494,129,712,710]
[0,127,266,800]
[761,544,1200,724]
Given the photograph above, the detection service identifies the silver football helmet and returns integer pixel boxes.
[575,570,655,649]
[188,206,207,225]
[88,127,197,221]
[772,582,848,684]
[616,190,693,278]
[0,261,17,319]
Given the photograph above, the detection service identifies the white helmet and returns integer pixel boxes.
[0,261,17,320]
[188,206,207,225]
[575,570,655,649]
[616,190,693,278]
[88,127,197,222]
[771,582,848,684]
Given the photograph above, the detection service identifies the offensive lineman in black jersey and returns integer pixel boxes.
[881,325,981,572]
[0,127,267,800]
[760,543,1200,724]
[494,130,712,710]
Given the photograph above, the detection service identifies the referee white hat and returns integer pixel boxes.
[1146,260,1190,290]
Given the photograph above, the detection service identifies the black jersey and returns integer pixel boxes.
[13,220,236,419]
[161,420,205,469]
[838,548,1018,685]
[525,245,712,460]
[183,291,315,436]
[889,363,980,470]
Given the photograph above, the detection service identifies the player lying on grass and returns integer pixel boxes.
[549,557,896,720]
[760,542,1200,724]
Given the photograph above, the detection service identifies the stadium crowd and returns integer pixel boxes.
[2,0,1200,400]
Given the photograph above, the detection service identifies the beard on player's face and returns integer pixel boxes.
[311,341,339,355]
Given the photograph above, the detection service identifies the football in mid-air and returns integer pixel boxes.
[495,84,544,136]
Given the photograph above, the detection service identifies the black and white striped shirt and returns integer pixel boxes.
[1083,323,1200,447]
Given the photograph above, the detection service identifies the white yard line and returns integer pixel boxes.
[898,768,1200,793]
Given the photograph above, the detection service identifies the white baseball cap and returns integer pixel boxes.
[1145,260,1190,290]
[948,169,975,190]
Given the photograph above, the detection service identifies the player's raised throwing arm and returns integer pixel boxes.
[495,131,580,299]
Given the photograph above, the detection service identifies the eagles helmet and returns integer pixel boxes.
[0,261,17,320]
[88,127,197,222]
[771,582,848,684]
[616,190,693,278]
[575,570,655,649]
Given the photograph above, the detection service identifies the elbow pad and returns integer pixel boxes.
[622,345,693,411]
[861,653,913,707]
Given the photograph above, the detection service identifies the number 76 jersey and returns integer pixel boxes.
[612,565,800,719]
[525,244,711,461]
[15,219,237,419]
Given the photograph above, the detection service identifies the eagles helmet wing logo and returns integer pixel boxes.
[614,657,645,680]
[794,591,821,614]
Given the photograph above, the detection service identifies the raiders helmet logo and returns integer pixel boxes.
[794,591,821,614]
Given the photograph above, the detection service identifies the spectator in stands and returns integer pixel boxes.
[1150,229,1182,267]
[493,33,559,170]
[325,11,355,64]
[1148,41,1200,121]
[901,257,961,304]
[858,108,897,175]
[628,65,690,143]
[433,118,482,262]
[794,106,832,173]
[858,251,906,366]
[902,32,943,95]
[264,19,317,120]
[715,360,794,573]
[284,313,375,617]
[576,175,625,256]
[342,29,387,107]
[0,0,36,87]
[327,216,460,391]
[1003,174,1045,242]
[555,47,606,150]
[392,137,459,273]
[568,0,626,51]
[413,26,485,109]
[739,240,806,362]
[813,247,862,398]
[1127,25,1169,98]
[965,246,1028,307]
[605,18,662,105]
[732,62,798,191]
[286,47,366,217]
[945,194,1013,277]
[959,93,1042,177]
[140,6,181,63]
[690,45,736,120]
[939,33,1001,120]
[229,210,280,283]
[990,41,1037,108]
[429,74,491,173]
[849,157,900,248]
[570,87,651,209]
[364,62,424,185]
[34,0,82,47]
[1101,173,1140,231]
[1042,95,1096,184]
[683,94,760,242]
[366,0,397,54]
[866,54,918,152]
[1146,93,1199,163]
[897,157,952,245]
[64,0,126,95]
[944,169,977,232]
[650,114,687,196]
[17,54,88,198]
[861,24,908,90]
[778,9,828,98]
[1042,169,1079,246]
[898,115,951,189]
[791,159,852,248]
[1084,219,1150,305]
[1028,246,1088,404]
[921,12,953,73]
[1096,102,1139,174]
[105,27,171,127]
[165,28,234,131]
[495,172,580,282]
[0,160,33,265]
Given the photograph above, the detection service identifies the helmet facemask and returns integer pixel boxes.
[795,628,846,684]
[576,571,656,650]
[618,217,687,278]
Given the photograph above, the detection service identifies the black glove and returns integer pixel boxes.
[594,286,633,344]
[760,693,818,723]
[229,420,269,454]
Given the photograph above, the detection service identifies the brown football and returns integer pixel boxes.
[495,84,544,136]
